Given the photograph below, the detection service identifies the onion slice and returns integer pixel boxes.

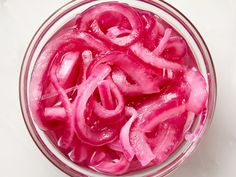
[184,68,207,114]
[68,141,93,164]
[153,28,172,56]
[120,107,137,161]
[78,2,142,46]
[107,139,123,152]
[130,121,156,166]
[44,107,67,122]
[106,26,132,38]
[50,65,74,149]
[130,42,184,71]
[91,154,130,175]
[97,79,115,110]
[138,85,188,132]
[74,64,121,146]
[88,52,163,95]
[152,124,178,164]
[93,79,125,121]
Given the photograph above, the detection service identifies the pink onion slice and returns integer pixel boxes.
[130,42,184,71]
[30,29,79,129]
[139,103,186,133]
[138,85,188,132]
[130,121,156,166]
[43,51,82,106]
[50,65,74,149]
[30,29,107,130]
[56,51,81,87]
[120,107,137,161]
[112,54,162,94]
[140,11,165,50]
[91,153,130,175]
[111,69,144,96]
[151,123,179,164]
[82,50,93,80]
[93,79,124,120]
[75,64,121,146]
[77,32,109,52]
[78,2,142,46]
[44,107,67,122]
[68,141,93,164]
[88,52,163,95]
[90,20,136,48]
[184,68,208,114]
[107,139,123,152]
[183,111,195,134]
[97,79,115,110]
[162,36,187,60]
[106,26,132,38]
[153,28,172,56]
[90,151,107,166]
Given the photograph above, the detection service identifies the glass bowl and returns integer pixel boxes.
[19,0,217,176]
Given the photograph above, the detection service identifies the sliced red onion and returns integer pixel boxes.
[153,28,172,56]
[113,54,162,94]
[68,141,92,164]
[138,87,188,132]
[30,29,107,129]
[82,50,93,65]
[75,65,122,146]
[184,68,207,114]
[50,65,74,149]
[130,121,156,166]
[130,42,184,71]
[107,139,123,152]
[120,107,137,161]
[106,26,132,38]
[88,52,163,95]
[93,79,124,121]
[97,80,115,110]
[140,11,165,50]
[90,151,107,166]
[77,32,109,52]
[44,51,81,106]
[41,85,79,101]
[56,51,81,86]
[183,111,195,134]
[111,69,144,96]
[152,124,178,164]
[82,50,93,80]
[162,36,187,60]
[167,69,174,79]
[141,104,186,132]
[44,107,67,122]
[91,154,130,175]
[29,2,209,174]
[140,11,153,30]
[78,2,142,46]
[30,29,79,129]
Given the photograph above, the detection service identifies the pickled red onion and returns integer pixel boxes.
[50,65,74,148]
[74,65,121,146]
[78,2,142,47]
[91,154,130,175]
[93,79,125,121]
[29,2,208,175]
[120,107,137,161]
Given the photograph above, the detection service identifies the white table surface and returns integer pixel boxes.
[0,0,236,176]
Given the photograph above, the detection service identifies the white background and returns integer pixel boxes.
[0,0,236,176]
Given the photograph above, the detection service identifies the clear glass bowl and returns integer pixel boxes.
[19,0,217,176]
